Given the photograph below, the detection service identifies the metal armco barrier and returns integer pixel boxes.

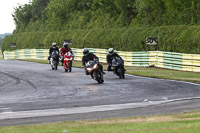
[3,49,200,72]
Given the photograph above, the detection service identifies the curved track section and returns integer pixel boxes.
[0,60,200,125]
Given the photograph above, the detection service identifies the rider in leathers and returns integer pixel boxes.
[82,48,105,75]
[48,42,59,63]
[106,48,125,71]
[60,42,73,66]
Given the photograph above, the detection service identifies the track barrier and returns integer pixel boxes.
[3,49,200,72]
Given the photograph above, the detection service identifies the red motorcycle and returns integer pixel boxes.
[63,52,73,72]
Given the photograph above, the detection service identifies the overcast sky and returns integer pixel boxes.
[0,0,30,34]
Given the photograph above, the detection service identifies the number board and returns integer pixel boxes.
[64,39,72,44]
[10,43,17,47]
[146,37,158,45]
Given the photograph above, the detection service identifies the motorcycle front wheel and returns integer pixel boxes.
[68,61,72,72]
[117,67,125,79]
[53,60,58,70]
[94,70,104,84]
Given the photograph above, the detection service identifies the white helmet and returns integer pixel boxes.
[108,48,114,55]
[63,42,68,46]
[52,42,57,47]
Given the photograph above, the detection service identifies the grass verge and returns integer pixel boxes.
[19,59,200,84]
[0,51,3,60]
[0,110,200,133]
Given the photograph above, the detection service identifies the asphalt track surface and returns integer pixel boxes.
[0,60,200,126]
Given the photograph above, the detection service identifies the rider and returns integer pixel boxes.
[106,48,125,71]
[48,42,59,63]
[60,41,73,66]
[82,48,105,75]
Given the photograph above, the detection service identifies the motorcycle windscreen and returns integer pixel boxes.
[86,60,96,68]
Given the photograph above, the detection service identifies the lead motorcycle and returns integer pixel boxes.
[112,57,125,79]
[86,60,104,84]
[50,50,59,70]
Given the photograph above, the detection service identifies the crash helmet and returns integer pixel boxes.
[63,42,68,48]
[108,48,114,55]
[83,48,89,56]
[52,42,57,47]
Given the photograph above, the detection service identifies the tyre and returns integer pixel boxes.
[68,62,72,72]
[117,67,121,78]
[95,70,103,84]
[53,60,58,70]
[64,62,68,72]
[117,67,124,79]
[121,67,125,79]
[100,71,104,83]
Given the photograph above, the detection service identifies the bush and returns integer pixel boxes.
[2,25,200,54]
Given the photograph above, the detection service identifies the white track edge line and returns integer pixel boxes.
[1,97,200,120]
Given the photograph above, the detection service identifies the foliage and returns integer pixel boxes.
[136,0,200,26]
[2,25,200,54]
[12,0,49,33]
[3,0,200,53]
[11,0,200,32]
[0,33,12,50]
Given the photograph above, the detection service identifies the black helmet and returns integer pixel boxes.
[108,48,114,55]
[83,48,89,56]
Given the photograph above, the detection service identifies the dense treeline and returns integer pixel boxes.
[0,33,11,50]
[12,0,200,32]
[2,26,200,54]
[2,0,200,54]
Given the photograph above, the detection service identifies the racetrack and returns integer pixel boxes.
[0,60,200,126]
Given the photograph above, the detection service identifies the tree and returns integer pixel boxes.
[13,4,32,26]
[31,0,50,21]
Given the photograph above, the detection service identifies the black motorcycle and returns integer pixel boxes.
[112,57,125,79]
[86,60,104,84]
[50,50,59,70]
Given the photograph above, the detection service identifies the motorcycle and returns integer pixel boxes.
[86,60,104,84]
[112,57,125,79]
[50,50,59,70]
[63,52,73,72]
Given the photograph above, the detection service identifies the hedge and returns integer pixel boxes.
[2,25,200,54]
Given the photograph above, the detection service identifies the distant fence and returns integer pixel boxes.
[3,48,200,72]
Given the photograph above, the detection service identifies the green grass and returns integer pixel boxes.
[0,111,200,133]
[0,50,3,60]
[126,66,200,84]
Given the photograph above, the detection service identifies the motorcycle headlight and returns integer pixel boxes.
[93,64,97,69]
[87,68,92,71]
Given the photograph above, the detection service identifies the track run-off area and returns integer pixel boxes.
[0,60,200,126]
